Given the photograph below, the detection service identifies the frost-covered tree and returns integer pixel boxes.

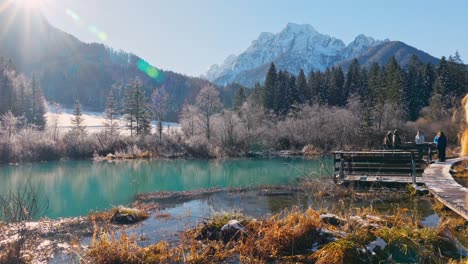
[123,78,151,136]
[70,99,86,135]
[0,111,23,142]
[195,85,222,140]
[180,104,200,138]
[0,59,45,129]
[103,90,119,138]
[49,102,63,142]
[150,87,170,140]
[30,75,46,129]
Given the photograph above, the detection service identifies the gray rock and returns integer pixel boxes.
[220,220,248,243]
[110,213,139,225]
[319,213,346,226]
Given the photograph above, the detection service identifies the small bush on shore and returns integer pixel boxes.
[87,232,177,264]
[88,206,150,224]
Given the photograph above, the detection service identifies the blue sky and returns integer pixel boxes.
[40,0,467,76]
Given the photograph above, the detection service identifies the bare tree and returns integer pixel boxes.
[103,90,120,139]
[49,102,63,141]
[0,111,23,142]
[0,176,48,262]
[236,100,267,146]
[150,87,170,140]
[213,110,239,149]
[180,104,200,138]
[195,85,222,140]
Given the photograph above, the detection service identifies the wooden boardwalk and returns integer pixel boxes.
[422,158,468,220]
[333,150,468,220]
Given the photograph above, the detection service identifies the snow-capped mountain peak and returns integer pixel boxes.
[282,23,317,34]
[205,23,385,86]
[344,34,387,59]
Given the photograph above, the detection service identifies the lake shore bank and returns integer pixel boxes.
[1,182,467,263]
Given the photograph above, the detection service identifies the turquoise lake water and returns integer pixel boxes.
[0,157,331,218]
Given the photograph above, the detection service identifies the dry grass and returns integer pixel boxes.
[111,206,149,219]
[312,239,359,264]
[302,176,355,198]
[87,206,150,223]
[82,205,466,264]
[447,258,468,264]
[86,231,179,264]
[88,210,114,222]
[238,208,323,260]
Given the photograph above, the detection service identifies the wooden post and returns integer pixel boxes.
[347,159,353,174]
[428,145,432,163]
[411,153,416,185]
[333,152,336,179]
[339,158,345,180]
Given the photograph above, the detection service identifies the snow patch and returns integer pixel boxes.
[221,220,247,234]
[365,237,387,255]
[310,242,319,252]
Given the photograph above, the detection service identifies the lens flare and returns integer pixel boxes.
[98,32,107,41]
[88,25,98,33]
[146,67,159,78]
[137,59,161,80]
[65,8,80,21]
[65,8,108,42]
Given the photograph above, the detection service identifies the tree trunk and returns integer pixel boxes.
[158,120,163,140]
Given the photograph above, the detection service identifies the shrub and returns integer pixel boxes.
[63,131,96,159]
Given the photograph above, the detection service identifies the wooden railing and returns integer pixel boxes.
[333,150,426,182]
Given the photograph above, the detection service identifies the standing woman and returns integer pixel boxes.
[392,130,401,148]
[434,131,448,162]
[384,131,393,149]
[415,130,425,144]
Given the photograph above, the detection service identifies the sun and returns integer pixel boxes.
[10,0,45,9]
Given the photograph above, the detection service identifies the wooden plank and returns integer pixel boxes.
[333,151,414,154]
[334,170,424,174]
[343,176,421,182]
[333,153,417,156]
[422,158,468,221]
[334,158,425,163]
[337,165,424,169]
[339,175,421,178]
[334,151,421,179]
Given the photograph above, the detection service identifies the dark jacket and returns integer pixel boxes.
[437,134,447,149]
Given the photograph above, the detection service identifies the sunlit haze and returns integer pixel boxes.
[7,0,468,77]
[8,0,45,9]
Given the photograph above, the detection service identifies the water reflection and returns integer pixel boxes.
[0,158,330,218]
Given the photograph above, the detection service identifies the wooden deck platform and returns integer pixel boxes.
[340,176,424,188]
[422,158,468,220]
[334,150,425,186]
[333,149,468,220]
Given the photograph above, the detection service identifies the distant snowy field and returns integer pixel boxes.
[45,107,180,135]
